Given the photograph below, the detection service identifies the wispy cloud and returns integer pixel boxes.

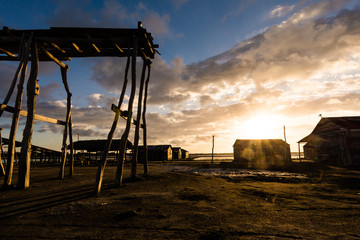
[269,4,295,18]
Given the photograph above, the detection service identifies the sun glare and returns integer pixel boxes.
[236,115,283,139]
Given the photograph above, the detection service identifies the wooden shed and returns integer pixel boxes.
[233,139,291,168]
[298,116,360,166]
[73,139,133,165]
[139,145,172,161]
[181,149,189,159]
[172,147,182,160]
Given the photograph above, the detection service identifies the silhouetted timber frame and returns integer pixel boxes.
[0,22,158,194]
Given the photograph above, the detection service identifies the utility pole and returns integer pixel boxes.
[211,135,214,165]
[283,126,287,161]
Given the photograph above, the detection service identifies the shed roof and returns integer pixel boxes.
[298,116,360,143]
[2,138,61,153]
[0,23,158,62]
[233,139,289,147]
[139,145,172,151]
[73,139,133,152]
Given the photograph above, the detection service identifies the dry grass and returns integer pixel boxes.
[1,162,360,239]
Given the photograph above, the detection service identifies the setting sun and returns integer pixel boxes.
[236,115,284,140]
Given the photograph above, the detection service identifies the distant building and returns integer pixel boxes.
[298,116,360,166]
[73,139,133,152]
[73,139,133,165]
[233,139,291,168]
[181,149,190,159]
[139,145,173,161]
[172,147,182,160]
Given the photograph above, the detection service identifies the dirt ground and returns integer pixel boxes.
[1,162,360,240]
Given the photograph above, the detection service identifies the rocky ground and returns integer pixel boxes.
[1,162,360,239]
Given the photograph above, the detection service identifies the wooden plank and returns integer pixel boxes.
[0,104,66,125]
[111,104,144,128]
[0,47,16,57]
[72,43,83,53]
[114,43,124,53]
[50,42,66,53]
[39,43,68,69]
[92,43,101,52]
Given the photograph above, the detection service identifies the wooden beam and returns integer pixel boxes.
[72,43,83,53]
[114,43,124,53]
[0,47,16,57]
[50,42,66,53]
[39,43,68,69]
[0,104,66,125]
[92,43,101,53]
[111,104,144,128]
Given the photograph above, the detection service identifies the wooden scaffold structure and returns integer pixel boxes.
[0,22,158,193]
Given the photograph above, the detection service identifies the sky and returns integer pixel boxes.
[0,0,360,153]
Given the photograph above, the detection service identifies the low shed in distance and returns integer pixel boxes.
[73,139,133,165]
[139,145,173,161]
[233,139,291,169]
[172,147,182,160]
[181,149,189,159]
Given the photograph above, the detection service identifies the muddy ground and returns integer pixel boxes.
[1,162,360,239]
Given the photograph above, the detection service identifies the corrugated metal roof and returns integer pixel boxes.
[298,116,360,143]
[233,139,289,147]
[73,139,133,152]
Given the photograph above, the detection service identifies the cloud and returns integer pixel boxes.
[38,82,61,101]
[0,62,17,101]
[87,93,118,108]
[34,1,360,152]
[141,11,170,36]
[47,0,172,38]
[171,0,189,10]
[270,4,295,18]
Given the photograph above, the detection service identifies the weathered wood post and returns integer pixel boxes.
[68,115,74,176]
[3,33,32,188]
[131,59,147,179]
[17,40,39,189]
[212,135,214,165]
[94,52,130,195]
[142,60,151,174]
[59,65,71,179]
[0,128,5,176]
[115,36,138,186]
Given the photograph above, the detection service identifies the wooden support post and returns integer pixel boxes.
[94,52,130,195]
[18,40,39,189]
[298,143,301,162]
[68,115,74,176]
[0,128,5,176]
[212,135,214,165]
[131,59,147,179]
[283,125,287,161]
[115,37,138,187]
[3,33,32,188]
[142,60,151,174]
[59,66,71,179]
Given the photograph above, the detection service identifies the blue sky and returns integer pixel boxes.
[1,0,360,153]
